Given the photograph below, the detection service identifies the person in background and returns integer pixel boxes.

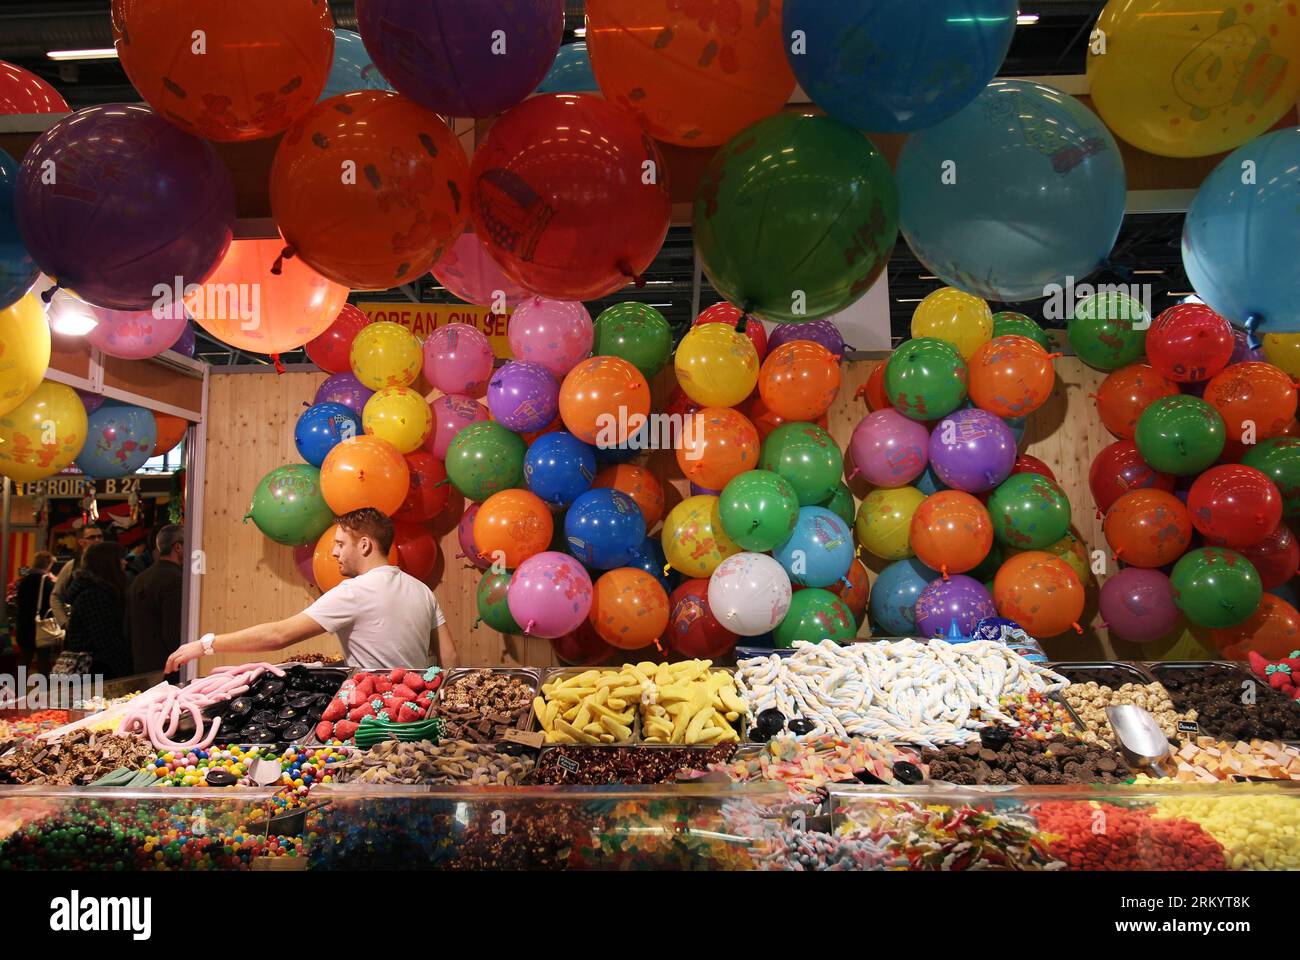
[14,552,55,672]
[126,522,167,581]
[128,524,184,679]
[63,540,133,681]
[50,525,104,628]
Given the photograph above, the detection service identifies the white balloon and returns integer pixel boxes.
[708,552,792,637]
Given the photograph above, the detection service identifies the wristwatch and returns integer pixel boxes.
[199,632,215,656]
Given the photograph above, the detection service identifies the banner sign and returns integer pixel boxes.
[12,475,174,499]
[355,302,513,358]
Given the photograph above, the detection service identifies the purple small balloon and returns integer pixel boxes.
[850,409,929,488]
[1182,379,1208,398]
[914,575,996,638]
[689,482,721,496]
[1099,567,1181,644]
[76,389,104,416]
[458,503,492,571]
[314,372,375,416]
[1229,327,1265,365]
[767,319,846,359]
[929,408,1017,493]
[487,360,559,432]
[169,322,196,358]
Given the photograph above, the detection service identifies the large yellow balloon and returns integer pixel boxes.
[363,386,432,454]
[661,494,739,577]
[0,294,51,418]
[349,321,421,390]
[674,323,758,408]
[1088,0,1300,158]
[910,287,993,361]
[0,381,87,482]
[1263,333,1300,379]
[854,486,926,561]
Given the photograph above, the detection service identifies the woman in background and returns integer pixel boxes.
[63,541,132,680]
[14,551,55,672]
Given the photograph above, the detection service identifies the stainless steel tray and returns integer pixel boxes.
[436,667,541,736]
[1146,660,1300,743]
[535,666,642,743]
[1050,660,1160,687]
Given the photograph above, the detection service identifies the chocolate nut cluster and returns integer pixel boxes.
[922,735,1129,785]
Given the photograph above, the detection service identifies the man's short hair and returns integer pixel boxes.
[31,551,53,570]
[156,524,184,557]
[335,508,395,554]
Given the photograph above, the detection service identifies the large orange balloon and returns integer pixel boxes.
[676,407,760,491]
[319,435,410,516]
[968,335,1055,418]
[1095,363,1179,440]
[152,414,188,457]
[1212,593,1300,661]
[592,464,665,529]
[111,0,333,142]
[1204,362,1298,443]
[758,341,841,421]
[586,0,795,148]
[589,567,670,650]
[1102,488,1192,569]
[558,356,650,446]
[993,551,1084,638]
[271,91,469,290]
[312,523,399,593]
[472,489,554,570]
[909,491,993,576]
[186,238,348,355]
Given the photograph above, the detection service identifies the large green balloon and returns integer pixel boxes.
[987,473,1071,550]
[476,570,521,634]
[883,337,968,421]
[1134,395,1225,476]
[719,470,800,551]
[693,112,899,323]
[774,588,857,648]
[1242,437,1300,519]
[820,482,856,527]
[592,303,673,378]
[992,311,1052,351]
[446,421,526,501]
[1170,547,1262,629]
[1067,291,1148,371]
[758,423,844,506]
[245,464,334,547]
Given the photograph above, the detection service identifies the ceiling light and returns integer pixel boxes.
[1017,14,1040,25]
[47,48,118,61]
[46,292,99,336]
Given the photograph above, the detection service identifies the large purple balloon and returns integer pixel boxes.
[849,409,928,488]
[507,550,594,639]
[767,319,846,359]
[356,0,564,118]
[929,408,1016,493]
[169,322,196,358]
[314,372,375,416]
[914,575,996,638]
[1099,568,1181,644]
[15,104,234,311]
[487,360,559,432]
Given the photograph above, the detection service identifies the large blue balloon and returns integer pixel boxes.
[1183,127,1300,334]
[524,430,595,509]
[772,506,854,589]
[320,28,393,101]
[564,488,645,570]
[294,402,362,468]
[869,558,940,636]
[897,80,1127,302]
[75,403,157,479]
[627,536,679,595]
[784,0,1016,133]
[0,148,37,310]
[537,41,597,94]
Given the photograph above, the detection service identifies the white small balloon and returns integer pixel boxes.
[708,552,792,637]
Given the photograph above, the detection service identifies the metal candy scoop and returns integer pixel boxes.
[1105,704,1174,777]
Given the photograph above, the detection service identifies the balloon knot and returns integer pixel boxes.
[1244,313,1263,350]
[847,467,860,481]
[662,563,672,577]
[940,566,950,582]
[270,353,285,375]
[40,283,60,304]
[1047,352,1064,360]
[524,619,535,636]
[653,638,666,655]
[1071,622,1083,634]
[854,385,868,401]
[270,246,295,277]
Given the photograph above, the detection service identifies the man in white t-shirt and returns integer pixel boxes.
[166,508,458,672]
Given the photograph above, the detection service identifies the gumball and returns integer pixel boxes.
[662,495,740,578]
[559,356,650,446]
[393,452,450,523]
[362,387,432,454]
[1099,568,1180,645]
[1211,593,1300,661]
[564,488,646,570]
[549,620,615,667]
[445,421,526,502]
[1089,440,1176,514]
[592,464,664,531]
[868,558,939,636]
[1170,547,1262,629]
[319,435,410,516]
[1103,489,1193,569]
[1242,438,1300,519]
[1212,523,1299,591]
[487,361,560,434]
[1204,362,1298,443]
[993,551,1085,638]
[1135,395,1226,476]
[772,506,854,589]
[676,407,760,492]
[967,335,1055,418]
[884,337,968,422]
[987,473,1071,550]
[507,297,593,379]
[674,323,760,409]
[1095,363,1179,439]
[910,287,993,361]
[525,431,596,510]
[295,402,363,468]
[427,395,490,461]
[695,302,769,360]
[305,304,370,374]
[758,422,843,505]
[855,486,926,561]
[773,588,856,648]
[914,575,996,638]
[669,578,741,658]
[719,470,800,552]
[758,342,841,422]
[928,407,1017,494]
[1146,303,1234,383]
[474,489,554,569]
[590,568,669,650]
[1010,454,1056,483]
[849,409,928,488]
[393,522,438,581]
[423,324,495,399]
[909,491,993,577]
[350,322,422,391]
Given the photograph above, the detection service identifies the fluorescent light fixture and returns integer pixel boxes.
[896,298,924,303]
[46,292,99,336]
[574,27,587,37]
[1017,14,1040,25]
[47,47,118,61]
[1167,291,1196,297]
[1132,269,1165,275]
[918,275,939,280]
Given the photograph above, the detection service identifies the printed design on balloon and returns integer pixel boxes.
[983,88,1109,174]
[1169,9,1289,121]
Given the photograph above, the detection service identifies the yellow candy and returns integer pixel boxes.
[1153,796,1300,871]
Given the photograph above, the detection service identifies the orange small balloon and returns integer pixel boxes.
[968,335,1055,418]
[993,550,1084,638]
[473,489,554,570]
[909,491,993,576]
[1212,593,1300,661]
[675,407,761,491]
[1102,489,1193,569]
[862,362,892,412]
[320,435,410,516]
[558,356,650,445]
[153,414,189,456]
[592,464,665,530]
[312,523,399,593]
[745,393,828,440]
[1205,361,1299,443]
[758,341,842,422]
[589,567,671,650]
[1095,363,1179,440]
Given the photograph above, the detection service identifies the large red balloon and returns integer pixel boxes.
[1145,303,1235,384]
[1094,363,1179,440]
[666,579,738,660]
[1210,524,1299,590]
[470,94,671,301]
[1187,464,1283,548]
[1089,440,1176,514]
[393,451,450,524]
[694,302,768,361]
[393,521,439,581]
[305,304,371,374]
[0,60,68,114]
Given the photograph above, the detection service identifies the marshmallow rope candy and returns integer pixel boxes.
[735,639,1068,746]
[116,662,286,751]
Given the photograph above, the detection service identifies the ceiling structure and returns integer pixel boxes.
[1,1,1191,364]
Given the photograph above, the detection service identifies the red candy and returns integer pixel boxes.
[333,719,359,741]
[1034,802,1225,871]
[315,720,334,741]
[402,672,426,692]
[389,668,406,684]
[391,684,416,702]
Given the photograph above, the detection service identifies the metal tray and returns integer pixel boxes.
[1146,660,1300,743]
[1050,660,1160,688]
[532,742,740,785]
[535,666,641,744]
[436,667,541,736]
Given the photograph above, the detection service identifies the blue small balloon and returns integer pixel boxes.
[915,465,948,496]
[869,558,940,636]
[564,488,645,570]
[294,402,363,468]
[320,28,393,101]
[537,41,597,94]
[594,421,649,464]
[627,536,679,594]
[76,403,157,479]
[1004,414,1028,449]
[524,431,596,509]
[0,147,37,309]
[772,506,854,589]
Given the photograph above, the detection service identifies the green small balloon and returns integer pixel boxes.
[820,482,856,527]
[992,311,1052,351]
[1067,291,1148,371]
[968,540,1005,583]
[884,337,969,421]
[719,469,800,551]
[758,422,844,506]
[476,570,521,633]
[987,473,1071,549]
[592,303,673,378]
[446,421,526,501]
[245,463,334,546]
[1170,547,1262,629]
[1242,437,1300,518]
[1134,395,1225,476]
[774,588,857,648]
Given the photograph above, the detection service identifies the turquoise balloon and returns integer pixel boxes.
[319,28,392,100]
[537,41,598,94]
[869,558,939,636]
[772,506,855,589]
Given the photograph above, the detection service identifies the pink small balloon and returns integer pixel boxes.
[293,543,318,588]
[83,300,189,360]
[506,296,592,379]
[1099,568,1181,644]
[850,409,929,488]
[426,393,491,460]
[423,322,495,398]
[432,230,529,309]
[507,551,594,639]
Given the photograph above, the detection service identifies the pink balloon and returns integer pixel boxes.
[82,300,189,360]
[432,230,529,309]
[457,502,492,571]
[506,296,592,379]
[850,409,930,488]
[507,551,593,639]
[423,322,495,397]
[426,393,490,460]
[293,544,318,588]
[1099,568,1181,644]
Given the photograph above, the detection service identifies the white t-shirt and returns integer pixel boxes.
[304,565,446,670]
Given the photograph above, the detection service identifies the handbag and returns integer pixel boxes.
[34,577,63,650]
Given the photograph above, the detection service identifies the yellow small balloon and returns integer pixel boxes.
[1263,333,1300,379]
[661,494,739,577]
[854,486,926,561]
[0,381,88,482]
[350,321,422,390]
[910,287,992,361]
[0,294,52,418]
[363,386,432,454]
[674,323,759,407]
